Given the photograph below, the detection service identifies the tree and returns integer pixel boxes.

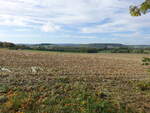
[0,42,3,47]
[130,0,150,16]
[2,42,15,48]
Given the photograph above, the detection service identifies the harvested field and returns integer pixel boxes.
[0,49,150,113]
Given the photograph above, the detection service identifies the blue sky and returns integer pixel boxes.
[0,0,150,45]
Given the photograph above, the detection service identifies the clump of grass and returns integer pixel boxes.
[57,76,70,83]
[142,57,150,65]
[137,80,150,91]
[0,84,9,93]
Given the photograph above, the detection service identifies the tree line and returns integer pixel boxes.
[0,42,150,54]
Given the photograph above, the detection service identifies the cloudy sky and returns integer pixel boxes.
[0,0,150,44]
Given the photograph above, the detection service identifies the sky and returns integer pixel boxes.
[0,0,150,45]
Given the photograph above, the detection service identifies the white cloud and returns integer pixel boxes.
[63,34,97,39]
[0,0,149,36]
[0,15,27,26]
[81,12,150,34]
[41,22,61,32]
[113,32,150,39]
[0,0,130,24]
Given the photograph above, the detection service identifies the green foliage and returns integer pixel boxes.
[0,81,134,113]
[0,41,30,50]
[0,84,9,93]
[0,42,15,48]
[137,81,150,91]
[130,0,150,16]
[30,46,99,53]
[130,6,141,16]
[11,92,28,110]
[142,57,150,65]
[21,45,150,54]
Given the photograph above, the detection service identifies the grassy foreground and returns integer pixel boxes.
[0,76,146,113]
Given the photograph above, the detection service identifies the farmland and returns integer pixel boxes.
[0,49,150,113]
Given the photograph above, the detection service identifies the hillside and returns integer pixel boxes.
[1,41,150,53]
[27,43,125,49]
[23,43,150,49]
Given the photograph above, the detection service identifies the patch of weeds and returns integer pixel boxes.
[57,76,70,83]
[137,80,150,91]
[142,57,150,65]
[0,84,9,93]
[119,103,137,113]
[0,78,139,113]
[12,92,28,109]
[43,82,128,113]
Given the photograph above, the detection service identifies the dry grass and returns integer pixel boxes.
[0,49,150,113]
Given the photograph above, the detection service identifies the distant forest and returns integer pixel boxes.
[0,41,150,54]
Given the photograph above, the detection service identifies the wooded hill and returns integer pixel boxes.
[1,41,150,53]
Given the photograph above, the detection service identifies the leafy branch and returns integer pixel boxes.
[130,0,150,16]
